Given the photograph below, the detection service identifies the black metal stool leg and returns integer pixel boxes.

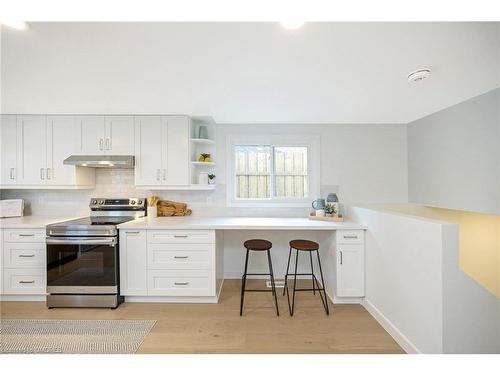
[283,246,292,296]
[290,248,299,316]
[315,249,330,315]
[309,251,315,295]
[240,248,250,316]
[266,249,279,316]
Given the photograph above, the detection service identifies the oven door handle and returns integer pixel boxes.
[46,238,117,246]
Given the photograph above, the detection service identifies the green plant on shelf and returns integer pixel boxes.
[325,205,337,215]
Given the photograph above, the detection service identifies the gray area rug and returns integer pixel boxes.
[0,319,156,354]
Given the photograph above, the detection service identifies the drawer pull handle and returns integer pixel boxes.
[18,254,35,258]
[173,235,188,238]
[126,231,140,234]
[340,251,343,265]
[174,256,189,259]
[174,281,189,286]
[19,280,35,284]
[343,235,358,239]
[18,234,36,237]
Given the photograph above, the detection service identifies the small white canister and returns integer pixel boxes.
[198,172,209,185]
[147,205,158,218]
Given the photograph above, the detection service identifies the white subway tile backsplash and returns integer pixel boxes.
[1,169,311,217]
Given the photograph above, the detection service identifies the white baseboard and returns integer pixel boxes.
[362,298,420,354]
[125,295,219,303]
[0,295,46,302]
[216,278,224,299]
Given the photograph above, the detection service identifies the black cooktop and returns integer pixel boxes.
[55,216,136,226]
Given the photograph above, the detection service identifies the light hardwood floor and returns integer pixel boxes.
[0,280,404,354]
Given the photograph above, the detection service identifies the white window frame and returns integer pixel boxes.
[226,134,320,207]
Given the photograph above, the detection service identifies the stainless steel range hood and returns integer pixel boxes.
[63,155,135,168]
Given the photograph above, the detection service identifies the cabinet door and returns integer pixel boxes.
[77,116,105,154]
[46,116,80,185]
[105,116,134,155]
[119,230,148,296]
[134,116,164,186]
[163,115,190,185]
[1,115,17,185]
[3,268,46,295]
[336,244,365,297]
[17,115,47,185]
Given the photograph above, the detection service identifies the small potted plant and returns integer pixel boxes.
[325,204,336,217]
[208,174,216,185]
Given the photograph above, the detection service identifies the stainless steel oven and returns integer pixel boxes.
[46,198,146,308]
[46,236,119,307]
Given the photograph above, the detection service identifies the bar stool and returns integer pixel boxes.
[283,239,329,316]
[240,239,279,316]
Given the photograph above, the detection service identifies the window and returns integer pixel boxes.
[228,134,319,207]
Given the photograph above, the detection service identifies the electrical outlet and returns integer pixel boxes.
[266,280,285,288]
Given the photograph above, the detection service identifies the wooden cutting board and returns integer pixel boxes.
[157,200,192,217]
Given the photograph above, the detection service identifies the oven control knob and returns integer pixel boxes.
[99,200,104,204]
[92,200,97,204]
[130,200,136,205]
[138,200,143,205]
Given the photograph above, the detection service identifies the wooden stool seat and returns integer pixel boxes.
[244,239,273,251]
[289,239,319,251]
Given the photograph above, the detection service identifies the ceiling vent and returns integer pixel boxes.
[407,68,431,83]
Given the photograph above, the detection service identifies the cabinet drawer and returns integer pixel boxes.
[147,270,215,296]
[3,229,46,243]
[3,268,46,295]
[337,230,364,244]
[148,230,215,244]
[3,242,46,268]
[148,243,215,270]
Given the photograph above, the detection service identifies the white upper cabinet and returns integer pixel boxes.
[46,116,95,187]
[135,116,164,186]
[78,115,134,155]
[1,115,18,186]
[78,115,105,155]
[134,115,190,187]
[164,116,190,185]
[3,115,94,189]
[16,115,47,185]
[105,116,134,154]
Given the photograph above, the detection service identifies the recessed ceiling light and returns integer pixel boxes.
[1,21,28,30]
[407,68,431,83]
[280,21,305,30]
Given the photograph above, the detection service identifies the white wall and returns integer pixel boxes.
[407,88,500,215]
[350,205,500,353]
[1,122,408,277]
[350,206,446,353]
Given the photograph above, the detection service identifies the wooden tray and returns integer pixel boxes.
[308,214,344,222]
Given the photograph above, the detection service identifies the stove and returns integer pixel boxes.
[45,198,146,308]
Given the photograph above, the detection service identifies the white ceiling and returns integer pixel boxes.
[1,22,499,123]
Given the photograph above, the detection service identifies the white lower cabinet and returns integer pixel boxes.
[3,268,46,295]
[3,242,46,268]
[119,229,217,300]
[119,230,148,296]
[336,230,365,297]
[148,270,214,296]
[148,243,215,270]
[1,229,47,296]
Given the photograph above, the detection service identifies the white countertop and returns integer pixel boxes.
[117,216,367,230]
[0,216,83,229]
